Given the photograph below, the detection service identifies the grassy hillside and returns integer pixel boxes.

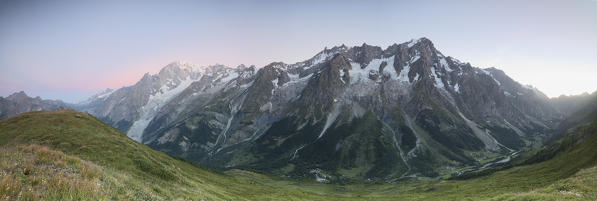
[0,110,338,200]
[1,110,596,200]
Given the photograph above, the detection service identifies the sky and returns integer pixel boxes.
[0,0,596,102]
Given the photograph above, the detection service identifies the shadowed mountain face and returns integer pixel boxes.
[66,38,562,181]
[0,91,67,120]
[550,91,597,118]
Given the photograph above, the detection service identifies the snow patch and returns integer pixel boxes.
[218,71,239,84]
[259,102,273,112]
[309,169,330,183]
[179,140,189,152]
[317,103,342,139]
[504,91,514,97]
[440,58,452,72]
[430,66,445,89]
[348,56,397,84]
[348,62,370,84]
[127,76,198,142]
[214,97,246,154]
[407,38,421,48]
[290,145,305,160]
[413,73,420,82]
[480,69,501,85]
[381,120,411,177]
[282,73,312,87]
[97,89,115,99]
[78,88,115,105]
[397,64,411,83]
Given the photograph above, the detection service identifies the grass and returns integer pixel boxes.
[0,144,104,200]
[490,165,597,200]
[1,110,596,200]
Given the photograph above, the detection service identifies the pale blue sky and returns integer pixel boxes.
[1,0,596,102]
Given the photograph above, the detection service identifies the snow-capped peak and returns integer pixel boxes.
[407,38,421,48]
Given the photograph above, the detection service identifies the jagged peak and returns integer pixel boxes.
[264,62,287,69]
[310,38,436,63]
[259,62,290,74]
[327,44,349,53]
[168,60,191,66]
[162,61,196,71]
[236,64,249,69]
[161,61,246,76]
[351,43,382,50]
[417,37,432,43]
[11,90,27,96]
[6,91,29,100]
[387,43,399,48]
[400,37,434,49]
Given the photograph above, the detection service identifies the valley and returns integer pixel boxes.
[1,109,596,200]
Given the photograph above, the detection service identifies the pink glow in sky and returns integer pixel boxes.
[1,0,596,102]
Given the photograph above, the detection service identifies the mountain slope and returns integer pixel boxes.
[75,61,208,137]
[76,38,562,181]
[528,92,597,163]
[1,110,596,200]
[0,110,340,200]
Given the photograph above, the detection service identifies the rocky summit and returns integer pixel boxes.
[72,38,562,181]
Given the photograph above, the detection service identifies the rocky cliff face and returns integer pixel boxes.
[78,38,563,181]
[0,91,67,119]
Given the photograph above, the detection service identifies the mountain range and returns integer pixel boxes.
[0,91,67,119]
[1,88,596,200]
[0,38,589,182]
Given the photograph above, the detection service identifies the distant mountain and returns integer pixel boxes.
[524,93,597,172]
[546,91,597,142]
[76,38,563,181]
[75,61,252,141]
[0,91,67,119]
[550,91,597,117]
